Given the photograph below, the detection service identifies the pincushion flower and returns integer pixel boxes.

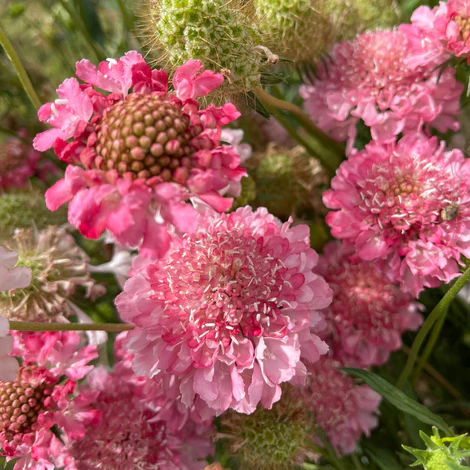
[323,134,470,296]
[1,332,99,470]
[0,245,31,381]
[405,0,470,63]
[34,52,246,258]
[299,357,381,456]
[300,30,462,153]
[116,206,332,417]
[66,365,214,470]
[316,242,423,368]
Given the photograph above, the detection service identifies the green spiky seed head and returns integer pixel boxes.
[253,145,327,220]
[231,175,257,210]
[0,191,67,241]
[145,0,271,93]
[403,427,470,470]
[220,387,314,469]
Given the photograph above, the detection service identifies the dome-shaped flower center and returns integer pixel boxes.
[358,159,465,234]
[454,14,470,42]
[152,229,301,348]
[94,92,200,183]
[0,365,56,439]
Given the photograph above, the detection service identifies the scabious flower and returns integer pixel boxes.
[405,0,470,64]
[0,131,56,190]
[65,363,214,470]
[316,242,423,368]
[0,245,31,381]
[323,134,470,296]
[34,52,246,258]
[299,357,381,456]
[0,227,105,322]
[300,29,462,153]
[0,331,99,470]
[116,206,332,417]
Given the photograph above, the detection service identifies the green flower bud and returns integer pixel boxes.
[0,191,67,241]
[145,0,276,93]
[403,427,470,470]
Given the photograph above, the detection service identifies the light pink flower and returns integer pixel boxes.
[300,357,381,456]
[316,242,423,367]
[116,207,332,417]
[323,134,470,296]
[65,365,213,470]
[405,0,470,63]
[300,30,462,153]
[34,52,246,258]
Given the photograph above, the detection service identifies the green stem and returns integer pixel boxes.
[317,429,347,470]
[254,86,344,164]
[396,264,470,389]
[56,0,104,62]
[116,0,135,34]
[351,454,364,470]
[0,23,42,110]
[9,321,133,333]
[411,308,449,385]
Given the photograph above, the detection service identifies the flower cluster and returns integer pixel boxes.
[117,206,332,416]
[34,52,246,258]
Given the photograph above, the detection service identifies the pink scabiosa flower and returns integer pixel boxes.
[405,0,470,63]
[300,30,462,153]
[34,52,246,258]
[316,242,423,368]
[300,357,381,456]
[116,206,332,417]
[0,245,31,381]
[323,134,470,296]
[66,364,214,470]
[0,131,57,190]
[0,331,99,470]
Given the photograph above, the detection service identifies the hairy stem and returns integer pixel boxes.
[0,24,42,110]
[396,265,470,388]
[9,321,133,333]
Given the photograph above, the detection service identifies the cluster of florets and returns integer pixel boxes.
[34,52,246,258]
[116,206,332,417]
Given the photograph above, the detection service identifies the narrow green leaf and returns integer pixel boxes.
[342,368,453,435]
[77,0,104,46]
[363,443,402,470]
[244,91,271,119]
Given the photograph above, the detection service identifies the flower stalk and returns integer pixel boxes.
[9,321,133,333]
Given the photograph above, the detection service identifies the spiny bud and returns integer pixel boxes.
[0,191,67,241]
[252,144,327,220]
[403,427,470,470]
[220,386,316,469]
[254,0,398,63]
[144,0,276,94]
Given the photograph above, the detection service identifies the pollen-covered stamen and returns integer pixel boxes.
[0,365,57,440]
[153,230,297,348]
[454,14,470,42]
[93,92,202,183]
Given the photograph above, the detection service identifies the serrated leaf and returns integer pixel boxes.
[342,368,453,435]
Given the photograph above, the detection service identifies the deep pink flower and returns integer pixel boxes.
[300,30,462,153]
[316,242,423,367]
[405,1,470,63]
[323,134,470,296]
[0,332,99,469]
[116,207,332,416]
[300,357,381,456]
[34,52,246,258]
[65,365,214,470]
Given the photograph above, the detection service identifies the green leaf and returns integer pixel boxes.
[77,0,104,47]
[244,91,271,119]
[362,443,403,470]
[342,368,453,435]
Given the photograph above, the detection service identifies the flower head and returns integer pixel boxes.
[34,52,246,258]
[299,357,381,456]
[66,365,214,470]
[316,242,423,367]
[0,227,104,322]
[323,134,470,296]
[116,207,332,416]
[300,30,462,152]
